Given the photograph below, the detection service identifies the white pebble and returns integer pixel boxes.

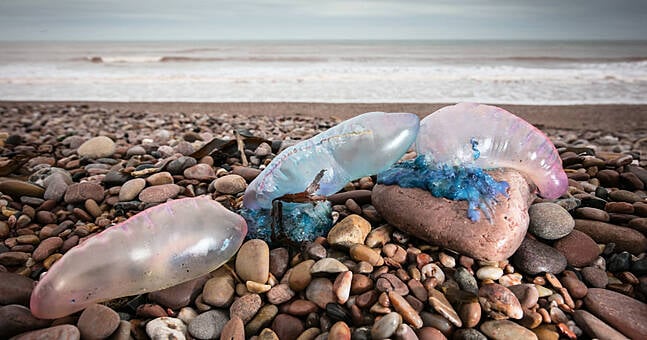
[146,317,187,340]
[476,266,504,281]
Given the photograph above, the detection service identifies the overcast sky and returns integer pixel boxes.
[0,0,645,41]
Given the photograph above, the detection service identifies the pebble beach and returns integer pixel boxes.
[1,102,647,340]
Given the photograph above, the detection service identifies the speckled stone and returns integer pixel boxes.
[9,324,80,340]
[480,320,538,340]
[138,183,182,203]
[511,237,567,275]
[574,219,647,254]
[188,310,229,340]
[553,230,599,267]
[77,136,116,158]
[584,288,647,339]
[528,202,575,240]
[77,304,120,339]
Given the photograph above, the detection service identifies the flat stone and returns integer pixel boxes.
[149,275,209,309]
[478,283,523,320]
[305,278,335,309]
[553,230,599,267]
[269,247,289,279]
[220,316,245,340]
[0,272,33,306]
[202,269,235,307]
[507,284,539,309]
[77,136,115,158]
[77,304,120,339]
[575,207,610,222]
[371,312,402,339]
[246,305,278,335]
[584,288,647,339]
[146,317,187,340]
[235,239,270,283]
[184,163,216,181]
[453,328,487,340]
[608,190,642,203]
[0,252,30,266]
[511,237,567,275]
[214,174,247,194]
[480,320,538,340]
[288,260,315,292]
[271,314,304,340]
[0,305,51,338]
[574,219,647,254]
[64,182,104,204]
[9,324,80,340]
[146,171,174,186]
[266,283,295,305]
[230,293,262,324]
[311,258,349,275]
[32,236,63,262]
[119,178,146,201]
[326,214,371,248]
[562,275,588,299]
[372,169,533,261]
[232,166,262,182]
[528,202,574,240]
[581,266,609,288]
[138,183,182,203]
[427,287,462,327]
[188,310,229,340]
[572,310,629,340]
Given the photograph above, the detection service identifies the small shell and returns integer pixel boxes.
[243,112,420,210]
[416,103,567,199]
[30,197,247,319]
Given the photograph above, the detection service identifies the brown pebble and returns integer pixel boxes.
[220,316,245,340]
[272,314,304,340]
[388,291,423,329]
[32,236,63,262]
[77,304,120,339]
[328,321,351,340]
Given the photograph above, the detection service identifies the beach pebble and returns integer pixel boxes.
[512,237,567,275]
[305,278,335,309]
[553,229,599,267]
[236,239,270,283]
[64,182,104,204]
[77,136,115,158]
[272,314,304,340]
[149,275,209,309]
[246,305,278,335]
[572,310,629,340]
[480,320,538,340]
[138,183,182,203]
[372,169,532,261]
[202,270,235,307]
[371,312,402,339]
[453,328,487,340]
[188,310,229,339]
[476,266,503,281]
[609,189,642,203]
[388,291,423,329]
[146,171,174,186]
[574,219,647,254]
[232,166,262,182]
[32,236,63,262]
[184,163,216,181]
[167,156,197,175]
[427,287,462,327]
[77,304,120,339]
[146,317,187,340]
[43,173,70,201]
[454,267,479,295]
[269,247,289,278]
[478,283,523,319]
[9,324,80,340]
[327,214,371,248]
[214,174,247,194]
[507,284,539,309]
[584,288,647,339]
[311,258,348,275]
[174,141,194,155]
[575,207,610,221]
[126,145,146,157]
[581,266,609,288]
[0,305,51,338]
[220,316,245,340]
[288,259,315,291]
[561,275,588,299]
[0,272,34,306]
[230,293,262,324]
[528,202,574,239]
[334,271,352,304]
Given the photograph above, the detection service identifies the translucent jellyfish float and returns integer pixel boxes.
[379,102,569,221]
[30,197,247,319]
[241,111,420,243]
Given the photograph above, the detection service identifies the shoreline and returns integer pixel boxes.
[2,101,647,133]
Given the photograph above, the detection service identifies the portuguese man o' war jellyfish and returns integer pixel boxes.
[30,197,247,319]
[242,112,420,242]
[379,103,568,222]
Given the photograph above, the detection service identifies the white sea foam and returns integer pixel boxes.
[0,40,646,104]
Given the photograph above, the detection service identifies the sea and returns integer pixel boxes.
[0,40,646,104]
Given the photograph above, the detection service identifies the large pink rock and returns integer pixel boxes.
[372,169,533,261]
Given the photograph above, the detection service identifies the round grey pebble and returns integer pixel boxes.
[188,310,229,339]
[528,202,575,240]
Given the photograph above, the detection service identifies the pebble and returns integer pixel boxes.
[269,247,289,278]
[202,270,235,307]
[77,304,120,339]
[138,183,182,203]
[305,278,335,309]
[349,244,383,266]
[552,229,599,267]
[575,207,610,221]
[236,239,270,283]
[289,259,315,291]
[333,271,352,304]
[476,266,503,281]
[77,136,116,158]
[118,179,146,201]
[0,304,51,337]
[311,258,349,275]
[584,288,647,339]
[146,171,174,186]
[528,202,575,239]
[188,309,229,339]
[146,317,187,340]
[64,182,104,204]
[220,316,245,340]
[511,237,567,275]
[246,305,278,335]
[480,320,538,340]
[328,321,351,340]
[561,275,588,299]
[427,287,462,327]
[581,266,609,288]
[371,312,402,339]
[232,166,262,182]
[478,283,523,319]
[572,310,629,340]
[272,314,304,340]
[326,214,371,248]
[0,272,34,306]
[167,156,197,175]
[417,327,448,340]
[453,328,487,340]
[454,267,479,295]
[267,283,295,305]
[149,275,209,309]
[574,219,647,254]
[214,174,247,194]
[507,284,539,309]
[609,189,642,203]
[31,236,63,262]
[459,300,482,328]
[388,291,423,329]
[230,293,262,324]
[9,324,80,340]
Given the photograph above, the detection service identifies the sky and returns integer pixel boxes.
[0,0,646,41]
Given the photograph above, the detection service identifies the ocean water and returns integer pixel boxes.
[0,40,646,104]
